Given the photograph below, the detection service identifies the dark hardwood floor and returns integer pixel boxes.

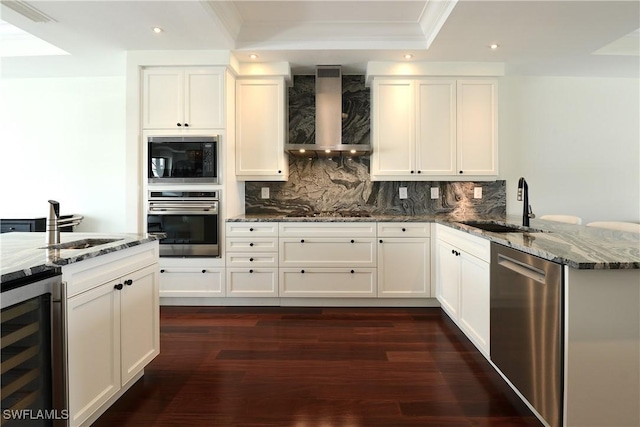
[94,307,543,427]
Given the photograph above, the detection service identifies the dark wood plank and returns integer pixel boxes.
[94,307,543,427]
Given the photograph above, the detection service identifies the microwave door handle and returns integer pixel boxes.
[149,210,218,215]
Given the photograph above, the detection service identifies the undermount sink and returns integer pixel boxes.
[42,238,124,250]
[461,221,548,233]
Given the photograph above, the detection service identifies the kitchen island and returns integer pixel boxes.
[0,232,160,427]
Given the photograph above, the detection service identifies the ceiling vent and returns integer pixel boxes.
[1,0,56,23]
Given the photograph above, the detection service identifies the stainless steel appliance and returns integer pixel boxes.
[490,243,563,427]
[147,190,219,257]
[1,272,68,426]
[148,136,218,184]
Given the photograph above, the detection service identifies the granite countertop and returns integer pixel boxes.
[1,232,158,286]
[228,213,640,270]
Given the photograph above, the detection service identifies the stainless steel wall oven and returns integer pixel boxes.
[148,136,219,184]
[147,190,219,257]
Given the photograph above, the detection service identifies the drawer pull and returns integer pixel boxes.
[250,243,254,247]
[350,270,355,274]
[124,279,133,286]
[114,283,123,291]
[249,269,254,273]
[402,228,406,232]
[249,258,254,262]
[301,269,305,274]
[160,269,165,273]
[300,239,305,243]
[350,239,355,243]
[249,227,254,231]
[379,239,383,243]
[202,269,206,273]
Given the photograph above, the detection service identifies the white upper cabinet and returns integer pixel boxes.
[235,77,289,181]
[371,77,497,180]
[142,67,224,130]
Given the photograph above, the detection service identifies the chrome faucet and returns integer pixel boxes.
[46,200,84,245]
[517,177,535,227]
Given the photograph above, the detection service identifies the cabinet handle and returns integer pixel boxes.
[114,283,123,291]
[160,269,165,273]
[202,269,206,273]
[176,123,182,127]
[459,170,463,174]
[124,279,133,286]
[249,258,254,262]
[249,242,254,247]
[184,123,189,127]
[350,239,355,243]
[300,239,305,243]
[249,227,254,231]
[301,269,305,274]
[249,269,254,273]
[350,270,355,274]
[379,239,383,243]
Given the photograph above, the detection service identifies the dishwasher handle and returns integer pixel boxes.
[497,253,546,283]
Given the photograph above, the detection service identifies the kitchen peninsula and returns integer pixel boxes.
[1,232,160,427]
[227,213,640,427]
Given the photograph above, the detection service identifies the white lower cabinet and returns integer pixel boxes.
[436,225,490,356]
[377,223,431,297]
[280,268,377,297]
[226,222,279,297]
[64,242,159,427]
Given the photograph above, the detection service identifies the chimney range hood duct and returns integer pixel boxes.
[286,66,371,157]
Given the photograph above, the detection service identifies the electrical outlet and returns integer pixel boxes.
[474,187,483,199]
[261,187,270,199]
[399,187,408,199]
[430,187,439,199]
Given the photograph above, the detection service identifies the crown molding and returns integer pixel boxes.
[418,0,458,49]
[199,0,243,49]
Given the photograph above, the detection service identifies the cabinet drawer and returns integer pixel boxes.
[437,225,490,262]
[226,222,278,237]
[279,238,376,267]
[279,222,376,237]
[226,237,278,252]
[226,268,278,297]
[226,252,278,268]
[64,242,159,297]
[279,268,376,297]
[159,267,224,297]
[377,222,431,237]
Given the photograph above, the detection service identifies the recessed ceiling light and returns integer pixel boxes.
[249,54,258,60]
[350,149,356,154]
[490,44,499,50]
[403,54,413,60]
[325,149,331,153]
[299,149,306,153]
[152,27,163,33]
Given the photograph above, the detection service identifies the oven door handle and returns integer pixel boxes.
[148,209,218,215]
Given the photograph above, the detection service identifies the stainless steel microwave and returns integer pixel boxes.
[148,136,219,184]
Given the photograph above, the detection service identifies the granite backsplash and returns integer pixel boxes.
[246,74,506,217]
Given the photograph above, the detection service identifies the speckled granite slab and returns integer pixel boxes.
[1,232,158,285]
[228,214,640,270]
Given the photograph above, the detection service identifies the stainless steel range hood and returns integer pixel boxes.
[285,66,371,157]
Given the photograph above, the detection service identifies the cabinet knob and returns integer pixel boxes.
[278,170,282,174]
[402,228,406,232]
[249,269,254,273]
[114,283,123,291]
[177,123,182,127]
[249,242,254,247]
[350,270,355,274]
[249,258,254,262]
[202,269,206,273]
[350,239,355,243]
[459,170,463,174]
[301,269,305,274]
[379,239,383,243]
[417,170,422,174]
[451,249,455,255]
[184,123,189,127]
[249,227,254,231]
[410,170,415,174]
[160,269,165,273]
[300,239,305,243]
[124,279,133,286]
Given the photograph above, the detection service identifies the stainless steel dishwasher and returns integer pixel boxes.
[490,243,563,427]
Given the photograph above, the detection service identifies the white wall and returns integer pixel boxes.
[500,76,640,224]
[0,76,128,232]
